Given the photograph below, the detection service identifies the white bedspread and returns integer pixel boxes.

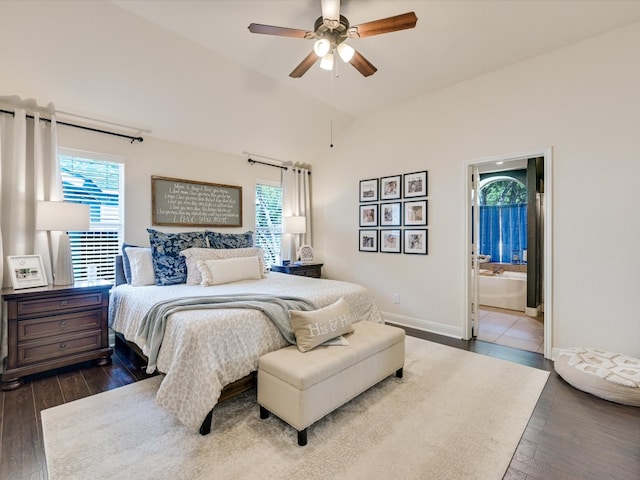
[109,272,383,430]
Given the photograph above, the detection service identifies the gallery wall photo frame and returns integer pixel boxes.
[380,202,402,226]
[359,204,378,227]
[403,170,428,198]
[380,175,401,200]
[404,200,428,226]
[380,229,402,253]
[359,229,378,252]
[404,229,428,255]
[6,255,48,289]
[359,178,379,202]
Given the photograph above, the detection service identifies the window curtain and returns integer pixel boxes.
[479,204,527,263]
[280,165,312,262]
[0,103,62,369]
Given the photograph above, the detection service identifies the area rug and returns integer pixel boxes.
[42,336,549,480]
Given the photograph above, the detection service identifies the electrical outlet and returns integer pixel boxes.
[393,293,400,304]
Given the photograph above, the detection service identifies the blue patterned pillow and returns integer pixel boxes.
[205,230,254,249]
[147,229,207,285]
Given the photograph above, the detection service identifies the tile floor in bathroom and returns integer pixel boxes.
[477,306,544,354]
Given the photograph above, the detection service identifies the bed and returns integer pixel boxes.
[108,252,383,432]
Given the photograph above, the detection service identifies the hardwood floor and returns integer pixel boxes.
[1,331,638,479]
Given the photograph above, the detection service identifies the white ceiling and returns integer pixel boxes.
[2,1,640,162]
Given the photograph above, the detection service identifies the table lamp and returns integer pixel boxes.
[36,201,90,285]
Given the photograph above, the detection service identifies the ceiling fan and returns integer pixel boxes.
[248,0,418,78]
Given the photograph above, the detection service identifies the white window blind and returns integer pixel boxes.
[59,151,124,282]
[255,182,282,267]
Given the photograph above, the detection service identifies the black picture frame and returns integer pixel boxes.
[403,171,428,198]
[380,202,402,226]
[380,229,402,253]
[359,229,378,252]
[380,175,401,200]
[404,200,428,226]
[359,204,378,227]
[404,229,428,255]
[359,178,379,202]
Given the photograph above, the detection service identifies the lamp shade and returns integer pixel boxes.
[337,42,355,62]
[36,201,90,232]
[319,52,334,71]
[282,216,306,234]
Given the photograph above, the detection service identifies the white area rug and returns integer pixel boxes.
[42,337,549,480]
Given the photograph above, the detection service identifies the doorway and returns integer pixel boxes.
[463,148,553,358]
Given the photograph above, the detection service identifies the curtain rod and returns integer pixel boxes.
[247,158,288,170]
[0,108,144,144]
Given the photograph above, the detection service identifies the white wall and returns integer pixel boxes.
[314,22,640,356]
[58,129,281,247]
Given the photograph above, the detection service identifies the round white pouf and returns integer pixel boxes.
[554,347,640,407]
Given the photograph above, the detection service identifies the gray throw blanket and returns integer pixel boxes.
[135,294,317,373]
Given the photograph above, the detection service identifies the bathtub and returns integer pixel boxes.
[478,270,527,312]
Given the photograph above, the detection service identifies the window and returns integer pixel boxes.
[59,149,124,282]
[478,174,527,263]
[255,181,282,267]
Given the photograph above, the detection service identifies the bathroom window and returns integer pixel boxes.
[478,175,527,263]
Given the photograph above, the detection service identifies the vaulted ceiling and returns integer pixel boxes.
[2,1,640,162]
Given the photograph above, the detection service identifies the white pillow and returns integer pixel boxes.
[289,297,354,353]
[124,247,155,286]
[198,256,262,286]
[181,247,267,285]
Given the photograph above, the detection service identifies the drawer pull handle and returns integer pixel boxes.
[60,343,67,349]
[59,320,67,327]
[59,300,68,306]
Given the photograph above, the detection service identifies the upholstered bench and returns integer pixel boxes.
[257,321,405,446]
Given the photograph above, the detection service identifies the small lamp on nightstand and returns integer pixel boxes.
[282,215,306,261]
[36,201,90,286]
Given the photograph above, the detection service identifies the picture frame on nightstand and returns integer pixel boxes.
[6,255,48,289]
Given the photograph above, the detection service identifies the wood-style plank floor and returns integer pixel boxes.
[1,331,638,480]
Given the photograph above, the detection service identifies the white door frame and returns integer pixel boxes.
[462,147,553,359]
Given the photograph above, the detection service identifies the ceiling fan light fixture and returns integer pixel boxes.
[319,52,334,71]
[313,38,331,57]
[337,42,355,62]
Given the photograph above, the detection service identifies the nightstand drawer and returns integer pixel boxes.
[17,331,102,366]
[18,310,103,342]
[16,292,104,317]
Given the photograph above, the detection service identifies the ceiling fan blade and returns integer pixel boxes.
[321,0,341,29]
[248,23,314,39]
[348,12,418,38]
[290,51,319,78]
[349,49,377,77]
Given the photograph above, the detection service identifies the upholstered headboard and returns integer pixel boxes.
[114,255,126,286]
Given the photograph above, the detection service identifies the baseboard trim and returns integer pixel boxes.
[382,312,462,339]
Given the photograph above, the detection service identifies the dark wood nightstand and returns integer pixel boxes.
[1,281,113,390]
[270,263,323,278]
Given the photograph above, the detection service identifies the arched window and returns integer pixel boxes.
[478,174,527,263]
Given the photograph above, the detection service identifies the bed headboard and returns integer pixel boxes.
[114,255,126,286]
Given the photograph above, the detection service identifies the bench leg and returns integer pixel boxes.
[297,428,308,447]
[396,367,403,378]
[259,405,270,419]
[199,409,213,435]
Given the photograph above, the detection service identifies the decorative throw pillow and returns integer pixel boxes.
[290,297,354,353]
[181,247,267,285]
[121,242,141,284]
[124,247,155,286]
[147,229,207,285]
[198,257,262,286]
[205,230,254,249]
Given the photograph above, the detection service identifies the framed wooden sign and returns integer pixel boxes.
[151,176,242,227]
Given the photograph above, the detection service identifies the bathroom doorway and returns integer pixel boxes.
[464,149,553,358]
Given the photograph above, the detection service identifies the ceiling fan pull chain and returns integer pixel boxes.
[330,120,334,148]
